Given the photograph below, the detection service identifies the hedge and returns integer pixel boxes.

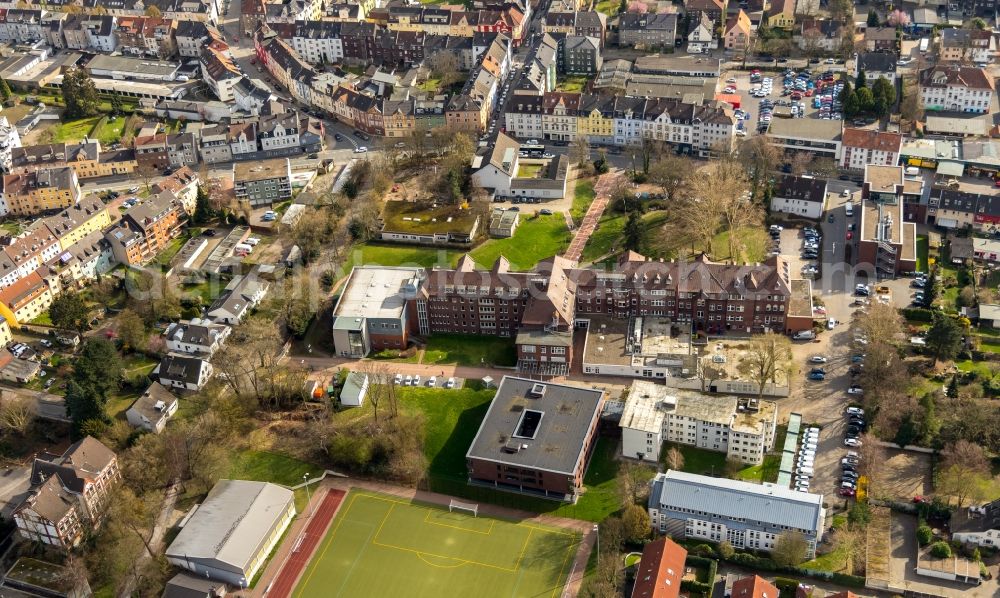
[685,555,718,586]
[680,580,712,595]
[901,307,935,322]
[774,577,800,592]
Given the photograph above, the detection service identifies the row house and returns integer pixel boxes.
[372,28,426,68]
[0,226,61,289]
[423,34,477,71]
[233,75,275,114]
[46,228,114,288]
[11,142,136,180]
[2,167,81,217]
[573,252,792,335]
[0,116,22,173]
[373,5,526,45]
[324,3,363,21]
[133,133,198,171]
[175,19,215,57]
[104,190,185,266]
[81,0,218,24]
[13,437,120,550]
[201,43,242,101]
[940,28,995,64]
[0,269,55,326]
[927,188,1000,232]
[329,86,385,135]
[840,128,902,172]
[542,11,605,47]
[446,65,497,133]
[919,65,994,114]
[383,99,416,139]
[256,26,317,104]
[0,8,47,42]
[724,9,751,52]
[618,12,677,49]
[684,0,726,26]
[114,16,177,57]
[39,195,112,251]
[504,93,736,154]
[291,20,343,64]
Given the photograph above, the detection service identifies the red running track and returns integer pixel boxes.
[267,489,346,598]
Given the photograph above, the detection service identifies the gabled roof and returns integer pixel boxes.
[919,65,993,90]
[631,537,686,598]
[856,52,896,74]
[158,354,209,385]
[730,575,779,598]
[842,128,902,153]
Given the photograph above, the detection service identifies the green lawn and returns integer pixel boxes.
[916,234,929,273]
[122,354,158,377]
[471,213,571,271]
[956,360,995,377]
[181,281,222,304]
[421,334,517,367]
[593,0,620,16]
[154,235,188,266]
[292,490,580,598]
[351,243,461,269]
[516,163,544,178]
[735,453,781,483]
[227,450,325,512]
[572,179,596,222]
[710,227,769,263]
[30,312,53,326]
[106,392,139,421]
[418,78,441,92]
[94,116,128,145]
[581,213,626,263]
[53,117,101,142]
[556,76,590,93]
[803,538,849,572]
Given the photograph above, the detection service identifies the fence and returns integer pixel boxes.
[419,472,597,521]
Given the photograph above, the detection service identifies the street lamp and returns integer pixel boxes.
[593,524,600,568]
[303,473,312,516]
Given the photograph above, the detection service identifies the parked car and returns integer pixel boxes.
[808,371,826,381]
[844,437,863,447]
[809,355,828,363]
[846,407,865,416]
[793,330,816,340]
[847,385,863,395]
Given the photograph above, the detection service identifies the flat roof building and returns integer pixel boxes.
[85,54,181,82]
[620,381,777,464]
[581,315,698,380]
[233,159,292,208]
[648,470,826,558]
[466,376,604,502]
[330,266,425,357]
[165,480,295,587]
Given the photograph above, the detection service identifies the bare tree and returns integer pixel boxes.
[570,136,591,167]
[0,392,33,435]
[665,446,685,471]
[858,433,887,496]
[647,154,692,201]
[789,151,813,176]
[739,332,793,401]
[426,51,464,88]
[617,461,653,508]
[738,136,781,201]
[937,440,992,506]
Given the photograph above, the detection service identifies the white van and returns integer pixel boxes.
[234,243,253,256]
[793,330,816,340]
[845,202,854,217]
[904,166,919,177]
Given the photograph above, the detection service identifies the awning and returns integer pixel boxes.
[936,161,964,177]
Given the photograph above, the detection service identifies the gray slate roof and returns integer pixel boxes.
[653,470,825,534]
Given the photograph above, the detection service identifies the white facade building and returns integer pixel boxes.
[769,174,828,220]
[919,66,994,114]
[620,381,778,465]
[0,116,22,172]
[840,128,903,172]
[648,470,826,558]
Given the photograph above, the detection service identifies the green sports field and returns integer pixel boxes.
[293,491,581,598]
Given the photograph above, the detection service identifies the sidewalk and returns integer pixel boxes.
[564,170,622,262]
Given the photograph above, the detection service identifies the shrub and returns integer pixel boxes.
[690,544,717,558]
[717,540,735,559]
[774,577,800,592]
[900,308,934,322]
[916,524,933,546]
[680,580,711,594]
[930,541,952,559]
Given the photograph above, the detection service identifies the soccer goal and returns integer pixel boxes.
[448,499,479,517]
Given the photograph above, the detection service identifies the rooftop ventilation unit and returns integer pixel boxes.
[529,383,546,398]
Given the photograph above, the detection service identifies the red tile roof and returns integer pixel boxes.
[731,575,778,598]
[630,537,687,598]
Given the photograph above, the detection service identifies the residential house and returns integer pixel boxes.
[156,354,213,391]
[840,128,902,172]
[233,159,292,207]
[206,274,269,325]
[940,27,994,64]
[770,174,828,219]
[125,382,178,433]
[3,168,81,217]
[13,437,120,549]
[0,226,61,289]
[83,15,118,53]
[0,271,52,327]
[0,116,22,173]
[919,65,994,114]
[630,537,686,598]
[687,13,716,53]
[684,0,726,27]
[618,12,677,49]
[201,44,242,102]
[730,576,780,598]
[766,0,795,30]
[164,319,231,357]
[103,191,185,266]
[648,470,825,557]
[855,52,897,85]
[151,166,199,214]
[724,10,751,52]
[290,20,343,64]
[466,377,604,501]
[133,133,199,171]
[797,18,846,53]
[38,196,111,252]
[46,229,114,288]
[175,19,213,57]
[864,26,897,52]
[561,35,601,75]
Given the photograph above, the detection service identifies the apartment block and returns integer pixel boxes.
[856,165,917,277]
[3,167,81,217]
[648,470,825,558]
[233,159,292,208]
[840,128,902,172]
[620,381,777,464]
[104,191,185,266]
[39,196,111,251]
[13,437,120,549]
[919,65,994,114]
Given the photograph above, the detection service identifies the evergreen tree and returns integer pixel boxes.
[65,381,109,437]
[872,76,896,106]
[62,68,100,118]
[193,184,213,224]
[49,291,90,332]
[0,77,11,101]
[867,9,880,27]
[873,95,888,117]
[856,87,874,113]
[843,90,861,118]
[838,80,853,105]
[623,210,644,251]
[855,69,867,89]
[925,314,963,363]
[109,93,124,116]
